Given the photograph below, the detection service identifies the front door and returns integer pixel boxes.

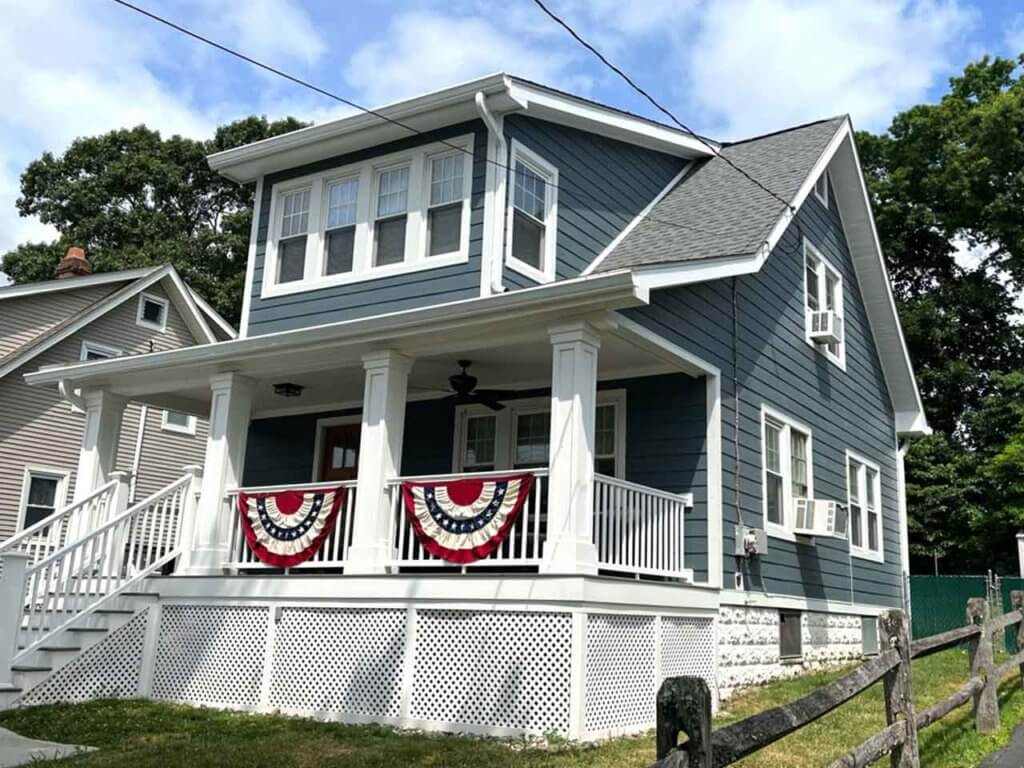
[319,424,360,481]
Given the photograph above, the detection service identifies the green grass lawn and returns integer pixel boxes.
[1,648,1020,767]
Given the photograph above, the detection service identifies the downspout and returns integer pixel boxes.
[897,438,912,616]
[129,405,148,503]
[475,91,507,296]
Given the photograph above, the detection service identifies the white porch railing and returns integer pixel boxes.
[0,479,120,566]
[592,473,693,581]
[224,480,358,571]
[385,469,548,571]
[16,472,191,661]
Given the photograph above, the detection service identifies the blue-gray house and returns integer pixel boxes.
[15,73,927,738]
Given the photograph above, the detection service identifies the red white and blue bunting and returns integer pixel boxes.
[401,474,534,564]
[238,487,346,568]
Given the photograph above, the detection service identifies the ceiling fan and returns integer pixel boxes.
[444,360,514,411]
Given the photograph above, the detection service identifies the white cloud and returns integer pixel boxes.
[1007,13,1024,56]
[682,0,976,138]
[196,0,326,69]
[346,11,592,107]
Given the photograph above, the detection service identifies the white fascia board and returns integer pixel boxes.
[188,286,237,340]
[507,79,715,159]
[0,267,156,301]
[632,251,765,291]
[24,269,647,388]
[159,269,218,345]
[895,410,932,437]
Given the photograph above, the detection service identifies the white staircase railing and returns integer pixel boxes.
[0,478,122,565]
[14,471,195,662]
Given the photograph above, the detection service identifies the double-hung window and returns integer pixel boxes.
[804,240,845,366]
[374,166,410,267]
[462,414,497,472]
[847,453,883,560]
[20,468,68,530]
[277,188,311,283]
[427,152,465,257]
[761,406,813,537]
[324,178,359,275]
[507,141,557,283]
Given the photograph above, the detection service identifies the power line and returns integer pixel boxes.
[530,0,795,213]
[109,0,742,244]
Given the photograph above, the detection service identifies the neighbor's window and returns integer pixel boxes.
[136,293,168,331]
[507,142,557,282]
[162,410,197,436]
[324,178,358,275]
[374,166,410,267]
[847,454,882,559]
[804,241,844,364]
[427,152,465,257]
[761,408,813,535]
[277,188,311,283]
[21,470,66,529]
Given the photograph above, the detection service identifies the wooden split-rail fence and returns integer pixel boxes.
[652,592,1024,768]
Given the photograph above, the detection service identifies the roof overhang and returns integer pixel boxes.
[25,270,649,410]
[207,74,714,184]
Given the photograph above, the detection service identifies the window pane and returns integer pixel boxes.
[374,217,407,266]
[326,178,358,229]
[277,236,307,283]
[430,154,464,206]
[24,506,52,529]
[142,299,164,325]
[165,411,191,428]
[805,261,820,311]
[464,416,496,469]
[868,511,879,552]
[515,412,550,467]
[513,162,546,220]
[766,473,783,525]
[850,503,863,547]
[428,203,462,256]
[825,272,839,311]
[377,167,409,217]
[791,430,809,499]
[27,476,58,507]
[325,228,355,275]
[848,459,861,504]
[780,611,803,658]
[595,405,616,458]
[280,189,310,238]
[512,209,543,269]
[866,467,878,510]
[595,457,616,475]
[764,421,782,473]
[84,347,114,361]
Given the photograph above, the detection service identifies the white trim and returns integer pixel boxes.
[239,176,262,338]
[718,589,890,617]
[136,291,169,332]
[896,439,910,578]
[79,340,122,361]
[802,238,846,370]
[760,404,814,542]
[505,140,558,284]
[846,449,884,563]
[260,135,474,299]
[188,287,236,340]
[814,170,829,208]
[310,414,362,481]
[16,465,71,533]
[582,162,693,276]
[474,92,507,296]
[161,409,197,436]
[0,267,156,301]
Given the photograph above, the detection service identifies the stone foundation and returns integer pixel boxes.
[716,605,864,700]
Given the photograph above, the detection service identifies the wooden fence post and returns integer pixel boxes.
[1012,591,1024,689]
[966,597,1000,733]
[880,610,919,768]
[654,676,712,768]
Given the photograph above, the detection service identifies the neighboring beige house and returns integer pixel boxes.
[0,249,234,539]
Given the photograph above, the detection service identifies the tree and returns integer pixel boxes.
[1,116,307,325]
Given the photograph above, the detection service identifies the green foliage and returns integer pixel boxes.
[1,116,307,325]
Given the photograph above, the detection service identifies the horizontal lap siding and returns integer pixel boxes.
[501,116,687,286]
[246,122,488,336]
[0,284,117,359]
[625,183,903,607]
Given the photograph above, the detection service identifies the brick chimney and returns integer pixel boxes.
[55,247,92,279]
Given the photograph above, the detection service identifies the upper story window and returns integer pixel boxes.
[262,135,474,298]
[847,452,883,561]
[80,341,121,362]
[803,240,845,368]
[136,292,168,332]
[162,410,197,435]
[762,405,813,540]
[814,171,829,208]
[506,141,558,284]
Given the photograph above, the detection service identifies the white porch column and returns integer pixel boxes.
[347,350,412,575]
[180,373,256,575]
[543,321,600,575]
[73,389,127,502]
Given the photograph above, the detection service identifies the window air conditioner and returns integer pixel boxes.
[794,498,849,539]
[808,310,843,346]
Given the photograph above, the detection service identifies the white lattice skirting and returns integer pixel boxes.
[16,601,717,741]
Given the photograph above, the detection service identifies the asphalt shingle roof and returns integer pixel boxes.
[597,116,847,272]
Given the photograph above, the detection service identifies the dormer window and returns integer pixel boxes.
[506,140,558,284]
[262,135,473,298]
[136,292,168,331]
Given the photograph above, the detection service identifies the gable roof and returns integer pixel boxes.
[0,265,231,380]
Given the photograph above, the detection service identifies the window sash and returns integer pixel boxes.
[763,411,812,533]
[513,161,546,222]
[326,178,358,229]
[429,153,464,208]
[376,167,409,219]
[463,415,497,471]
[848,457,881,554]
[280,188,311,238]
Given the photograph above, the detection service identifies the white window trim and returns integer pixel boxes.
[161,410,197,436]
[814,171,829,208]
[310,414,362,482]
[261,135,474,299]
[803,239,846,370]
[136,292,169,332]
[761,404,814,543]
[846,449,884,563]
[505,140,558,285]
[17,465,70,533]
[452,390,626,477]
[79,340,122,361]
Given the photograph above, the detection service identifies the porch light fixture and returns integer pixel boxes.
[273,382,304,398]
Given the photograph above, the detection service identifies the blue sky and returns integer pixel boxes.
[0,0,1022,275]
